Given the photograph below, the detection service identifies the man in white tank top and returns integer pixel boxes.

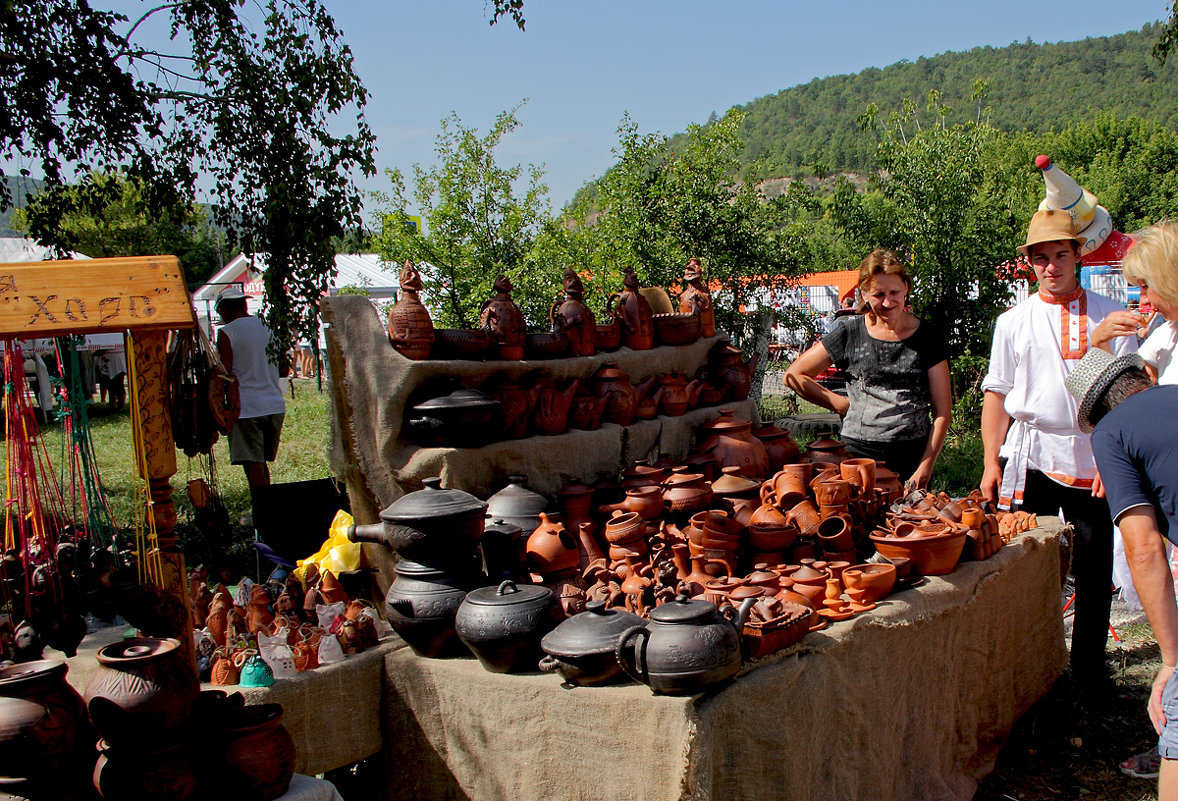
[215,286,288,488]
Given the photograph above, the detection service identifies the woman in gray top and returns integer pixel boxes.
[786,249,952,489]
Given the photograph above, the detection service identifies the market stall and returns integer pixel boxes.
[379,523,1066,801]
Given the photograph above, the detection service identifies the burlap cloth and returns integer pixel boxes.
[321,295,757,521]
[379,523,1067,801]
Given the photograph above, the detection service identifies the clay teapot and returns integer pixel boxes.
[387,260,434,360]
[591,362,638,426]
[526,513,580,575]
[532,377,580,436]
[697,408,770,479]
[679,257,715,338]
[658,372,703,417]
[595,294,623,351]
[633,375,664,420]
[709,342,759,402]
[616,592,754,694]
[485,375,540,440]
[550,267,597,357]
[348,477,487,566]
[479,274,525,360]
[609,267,654,350]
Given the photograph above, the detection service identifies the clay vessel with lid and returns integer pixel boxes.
[550,267,597,357]
[802,438,850,465]
[709,342,759,402]
[698,409,770,479]
[679,257,715,338]
[711,465,760,500]
[479,274,525,360]
[387,260,434,360]
[752,423,802,472]
[615,592,754,694]
[487,475,548,536]
[526,513,580,575]
[406,387,502,447]
[531,377,579,436]
[749,502,789,528]
[349,477,487,566]
[384,559,473,657]
[0,660,93,796]
[661,470,713,515]
[83,637,199,749]
[609,267,655,350]
[658,372,703,417]
[539,601,645,686]
[455,580,560,673]
[591,363,639,426]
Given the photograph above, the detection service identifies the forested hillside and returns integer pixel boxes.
[730,23,1178,176]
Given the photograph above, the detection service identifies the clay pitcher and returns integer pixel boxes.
[658,372,703,417]
[550,267,597,357]
[532,377,579,436]
[487,375,540,440]
[709,342,759,402]
[568,387,607,431]
[592,363,638,426]
[387,260,434,360]
[610,267,654,350]
[633,375,663,420]
[479,274,525,360]
[679,257,715,338]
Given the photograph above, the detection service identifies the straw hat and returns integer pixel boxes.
[1063,348,1146,433]
[1017,209,1086,256]
[215,286,248,310]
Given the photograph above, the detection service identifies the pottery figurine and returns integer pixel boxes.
[387,260,434,360]
[678,257,715,338]
[550,267,597,357]
[610,267,655,350]
[479,274,526,360]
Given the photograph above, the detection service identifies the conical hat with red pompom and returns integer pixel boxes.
[1034,155,1111,256]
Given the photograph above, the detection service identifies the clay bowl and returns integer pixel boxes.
[701,510,744,539]
[652,311,701,347]
[603,512,645,545]
[749,522,796,552]
[525,331,570,360]
[841,563,897,603]
[870,528,966,576]
[432,328,490,360]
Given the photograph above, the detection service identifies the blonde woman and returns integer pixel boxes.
[1122,221,1178,384]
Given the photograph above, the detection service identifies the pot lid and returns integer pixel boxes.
[700,409,752,433]
[540,601,645,657]
[487,476,549,519]
[381,478,488,522]
[791,564,827,583]
[484,519,523,539]
[648,592,721,625]
[462,579,552,608]
[728,585,764,601]
[752,424,790,439]
[711,466,761,495]
[746,567,779,584]
[806,438,845,452]
[413,388,499,411]
[663,471,705,488]
[96,637,180,666]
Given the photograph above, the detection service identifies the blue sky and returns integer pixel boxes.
[113,1,1173,215]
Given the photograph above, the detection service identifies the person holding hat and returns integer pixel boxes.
[214,286,287,490]
[980,209,1143,689]
[1066,347,1178,794]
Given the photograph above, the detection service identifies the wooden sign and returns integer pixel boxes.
[0,255,196,337]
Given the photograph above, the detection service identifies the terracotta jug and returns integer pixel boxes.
[633,375,664,420]
[532,377,579,436]
[697,408,770,479]
[679,257,715,338]
[479,274,525,360]
[526,513,580,575]
[709,342,759,402]
[592,363,638,426]
[550,267,597,357]
[569,387,607,431]
[658,372,703,417]
[485,375,540,440]
[387,260,434,360]
[610,267,654,350]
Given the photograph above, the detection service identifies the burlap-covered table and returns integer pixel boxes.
[379,523,1067,801]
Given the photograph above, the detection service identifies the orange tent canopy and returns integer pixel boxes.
[794,270,858,302]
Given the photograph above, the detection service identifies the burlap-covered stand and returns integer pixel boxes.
[321,295,757,519]
[379,523,1067,801]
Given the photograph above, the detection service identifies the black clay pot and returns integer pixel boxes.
[383,560,474,658]
[539,601,645,686]
[406,388,501,447]
[349,477,487,566]
[455,581,559,673]
[485,476,549,536]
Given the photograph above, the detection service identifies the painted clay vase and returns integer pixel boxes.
[709,342,759,402]
[479,274,525,360]
[658,372,703,417]
[550,267,597,357]
[217,704,296,801]
[610,267,654,350]
[387,260,434,360]
[532,377,579,436]
[0,660,93,796]
[83,638,199,749]
[526,513,580,575]
[591,363,638,427]
[697,408,770,479]
[679,257,715,338]
[752,423,802,472]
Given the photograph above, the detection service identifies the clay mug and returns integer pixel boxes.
[839,458,876,497]
[785,499,821,533]
[959,506,985,530]
[809,468,841,494]
[813,479,852,507]
[775,464,812,497]
[816,515,854,553]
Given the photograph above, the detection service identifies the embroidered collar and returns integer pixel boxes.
[1038,285,1084,305]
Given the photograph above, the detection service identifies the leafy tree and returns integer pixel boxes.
[375,106,551,329]
[13,171,229,285]
[0,1,376,352]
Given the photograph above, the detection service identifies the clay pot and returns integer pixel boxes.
[875,465,904,504]
[479,274,525,360]
[93,737,198,801]
[697,409,770,479]
[455,581,560,673]
[486,475,548,536]
[591,363,638,426]
[532,378,579,436]
[709,342,759,402]
[749,502,789,528]
[841,563,897,603]
[839,458,876,497]
[387,260,434,360]
[752,424,802,472]
[348,477,487,566]
[569,389,607,431]
[539,601,645,686]
[550,268,597,357]
[658,372,704,417]
[406,388,501,447]
[679,261,715,338]
[525,331,571,360]
[216,704,296,801]
[383,559,471,658]
[652,310,701,347]
[526,513,580,574]
[84,638,199,749]
[603,511,646,546]
[610,268,655,350]
[0,660,93,796]
[661,471,713,516]
[486,377,539,440]
[870,528,967,576]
